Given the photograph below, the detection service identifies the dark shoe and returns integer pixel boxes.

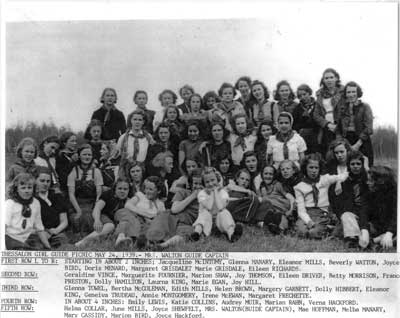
[136,235,147,250]
[344,237,359,249]
[190,232,200,242]
[267,223,281,235]
[230,223,243,242]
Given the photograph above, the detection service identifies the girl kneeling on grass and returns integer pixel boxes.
[5,173,51,250]
[114,176,166,249]
[191,167,243,242]
[258,165,295,234]
[294,153,347,239]
[75,178,131,248]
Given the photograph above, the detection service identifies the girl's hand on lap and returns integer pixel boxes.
[334,183,342,195]
[93,219,103,233]
[380,232,393,249]
[48,228,58,235]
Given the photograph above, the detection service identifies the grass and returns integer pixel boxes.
[4,152,397,253]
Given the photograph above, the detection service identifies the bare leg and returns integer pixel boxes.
[75,223,115,247]
[159,235,184,248]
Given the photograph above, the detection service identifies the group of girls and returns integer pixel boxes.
[5,68,396,251]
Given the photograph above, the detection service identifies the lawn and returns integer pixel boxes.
[4,152,397,252]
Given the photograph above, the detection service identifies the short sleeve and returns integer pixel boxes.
[296,134,307,153]
[94,168,104,186]
[67,169,76,187]
[172,189,189,202]
[266,137,274,155]
[179,140,187,152]
[32,200,45,231]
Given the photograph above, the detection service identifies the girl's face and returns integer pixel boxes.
[262,167,275,185]
[21,145,36,163]
[100,144,109,158]
[238,80,250,97]
[103,89,116,106]
[164,157,174,174]
[161,93,174,107]
[115,182,130,200]
[43,142,59,157]
[166,108,177,121]
[188,125,200,141]
[280,162,294,179]
[278,116,291,134]
[219,159,230,174]
[206,96,216,109]
[65,135,77,151]
[323,71,337,89]
[130,166,143,183]
[211,124,224,142]
[306,160,320,180]
[221,87,234,103]
[90,125,102,141]
[235,117,247,134]
[134,93,148,108]
[186,160,198,176]
[334,144,347,164]
[251,84,265,101]
[245,155,258,173]
[79,148,93,165]
[349,158,363,175]
[181,89,193,103]
[203,173,219,190]
[191,176,204,191]
[131,114,144,130]
[278,84,291,101]
[158,127,170,143]
[36,173,51,194]
[236,171,250,188]
[260,124,273,140]
[346,85,358,103]
[190,96,202,113]
[297,89,311,103]
[144,181,159,200]
[17,181,34,200]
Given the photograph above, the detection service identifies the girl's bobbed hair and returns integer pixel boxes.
[301,153,325,177]
[274,80,296,101]
[251,80,270,100]
[16,137,38,159]
[8,173,36,201]
[319,68,341,88]
[100,87,118,104]
[158,89,178,104]
[218,82,236,98]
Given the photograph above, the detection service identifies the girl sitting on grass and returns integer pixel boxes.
[7,137,38,183]
[191,167,243,242]
[35,167,69,248]
[75,178,131,248]
[294,153,347,239]
[258,165,295,234]
[114,176,166,249]
[170,158,201,193]
[5,173,51,250]
[359,166,397,250]
[330,151,369,248]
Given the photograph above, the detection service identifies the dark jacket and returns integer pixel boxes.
[90,106,126,141]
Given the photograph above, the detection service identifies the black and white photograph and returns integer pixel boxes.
[3,2,398,253]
